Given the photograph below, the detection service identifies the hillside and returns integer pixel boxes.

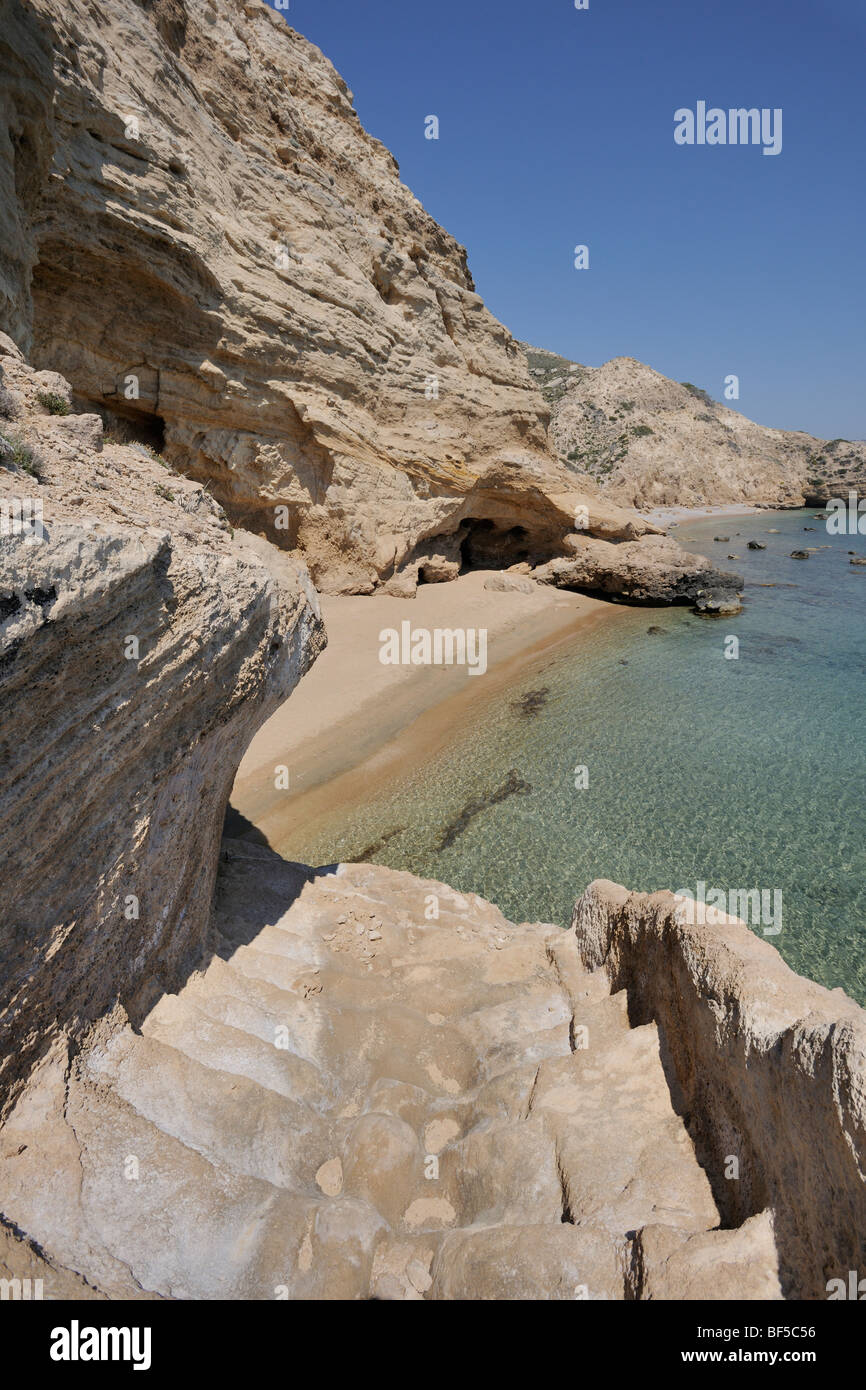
[522,344,866,510]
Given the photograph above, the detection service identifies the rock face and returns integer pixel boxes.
[0,335,325,1116]
[574,881,866,1300]
[535,533,743,612]
[0,841,781,1300]
[0,0,728,602]
[524,345,866,511]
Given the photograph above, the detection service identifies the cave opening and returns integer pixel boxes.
[93,402,167,455]
[459,518,532,571]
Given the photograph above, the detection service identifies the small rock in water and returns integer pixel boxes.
[747,541,766,550]
[693,591,742,616]
[790,550,810,559]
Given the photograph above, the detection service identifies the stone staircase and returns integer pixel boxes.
[0,840,780,1300]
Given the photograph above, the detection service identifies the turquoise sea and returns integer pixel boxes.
[284,510,866,1003]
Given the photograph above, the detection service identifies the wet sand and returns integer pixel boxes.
[230,570,626,856]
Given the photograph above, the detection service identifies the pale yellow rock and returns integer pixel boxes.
[573,879,866,1300]
[0,0,729,602]
[525,344,866,510]
[314,1158,343,1197]
[0,844,787,1300]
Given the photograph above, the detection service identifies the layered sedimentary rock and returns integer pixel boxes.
[0,335,324,1115]
[574,881,866,1300]
[525,345,866,511]
[535,533,744,612]
[0,0,736,600]
[0,842,781,1300]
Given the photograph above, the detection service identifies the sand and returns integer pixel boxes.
[230,570,625,854]
[643,503,770,527]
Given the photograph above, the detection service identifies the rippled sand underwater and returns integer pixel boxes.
[286,509,866,1004]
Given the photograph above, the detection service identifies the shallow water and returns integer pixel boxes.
[282,510,866,1003]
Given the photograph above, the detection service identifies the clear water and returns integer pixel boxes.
[284,510,866,1003]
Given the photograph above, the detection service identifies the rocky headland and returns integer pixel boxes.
[0,0,864,1302]
[524,344,866,512]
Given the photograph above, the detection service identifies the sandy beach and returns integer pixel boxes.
[642,502,771,527]
[230,570,626,854]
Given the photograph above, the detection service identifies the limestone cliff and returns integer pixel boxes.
[0,0,739,602]
[574,881,866,1300]
[525,345,866,511]
[0,334,324,1116]
[0,841,782,1301]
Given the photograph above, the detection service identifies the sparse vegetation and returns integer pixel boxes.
[681,381,713,406]
[36,390,70,416]
[155,483,175,502]
[630,424,654,438]
[0,432,43,478]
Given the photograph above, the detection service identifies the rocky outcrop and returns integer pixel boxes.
[0,0,728,603]
[0,841,781,1300]
[573,881,866,1300]
[535,533,744,612]
[524,345,866,512]
[0,335,324,1116]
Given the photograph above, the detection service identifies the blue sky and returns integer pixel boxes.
[266,0,865,440]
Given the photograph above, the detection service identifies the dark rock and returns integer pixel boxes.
[693,591,743,616]
[535,535,743,612]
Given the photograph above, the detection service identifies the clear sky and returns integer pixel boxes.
[266,0,865,441]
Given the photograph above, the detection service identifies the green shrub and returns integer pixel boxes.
[681,382,712,405]
[36,390,70,416]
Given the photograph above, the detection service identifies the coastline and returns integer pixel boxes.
[642,502,770,527]
[230,570,628,855]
